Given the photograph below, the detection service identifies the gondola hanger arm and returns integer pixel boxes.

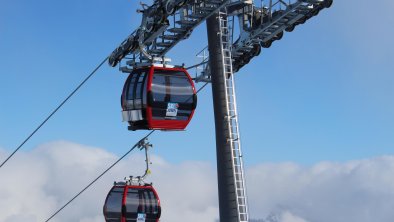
[125,138,153,185]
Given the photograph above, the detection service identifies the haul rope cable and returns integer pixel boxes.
[0,59,208,170]
[44,82,209,222]
[44,130,155,222]
[0,57,109,169]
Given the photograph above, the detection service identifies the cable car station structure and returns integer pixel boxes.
[107,0,333,221]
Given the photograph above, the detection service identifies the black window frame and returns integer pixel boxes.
[125,69,148,110]
[104,187,124,221]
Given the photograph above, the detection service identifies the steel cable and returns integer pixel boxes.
[44,82,209,222]
[43,130,155,222]
[0,57,109,169]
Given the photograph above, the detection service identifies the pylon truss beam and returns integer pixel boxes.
[194,0,333,80]
[109,0,253,67]
[231,0,333,72]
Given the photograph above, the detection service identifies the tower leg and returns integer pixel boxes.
[207,12,239,222]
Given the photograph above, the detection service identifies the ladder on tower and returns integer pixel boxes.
[218,11,249,222]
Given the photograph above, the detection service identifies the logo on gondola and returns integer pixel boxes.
[166,102,179,117]
[137,213,146,222]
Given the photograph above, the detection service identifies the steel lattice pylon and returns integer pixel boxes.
[109,0,333,221]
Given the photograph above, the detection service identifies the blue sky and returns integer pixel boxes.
[1,1,394,221]
[1,0,394,167]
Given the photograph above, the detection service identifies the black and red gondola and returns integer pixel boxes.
[104,182,161,222]
[121,64,197,131]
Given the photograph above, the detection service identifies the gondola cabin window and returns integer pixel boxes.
[151,70,195,121]
[103,187,123,222]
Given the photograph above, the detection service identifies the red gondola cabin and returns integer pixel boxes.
[103,183,161,222]
[121,65,197,131]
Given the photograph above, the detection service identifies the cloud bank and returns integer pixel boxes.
[1,142,394,222]
[247,157,394,222]
[0,141,218,222]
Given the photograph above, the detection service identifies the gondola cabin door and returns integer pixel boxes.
[121,65,197,131]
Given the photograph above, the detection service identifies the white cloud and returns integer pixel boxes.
[0,141,218,222]
[1,142,394,222]
[280,211,308,222]
[150,160,218,221]
[247,156,394,222]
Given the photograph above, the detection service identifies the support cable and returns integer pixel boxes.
[0,59,207,170]
[44,83,208,222]
[196,82,209,94]
[44,130,155,222]
[0,57,109,169]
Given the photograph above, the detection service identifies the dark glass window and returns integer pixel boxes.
[151,70,195,120]
[104,187,123,222]
[135,72,146,109]
[126,189,140,212]
[151,74,167,102]
[145,190,153,214]
[151,70,194,103]
[142,77,148,108]
[125,70,147,110]
[125,189,140,221]
[146,190,159,215]
[124,187,160,221]
[126,75,138,101]
[169,74,195,102]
